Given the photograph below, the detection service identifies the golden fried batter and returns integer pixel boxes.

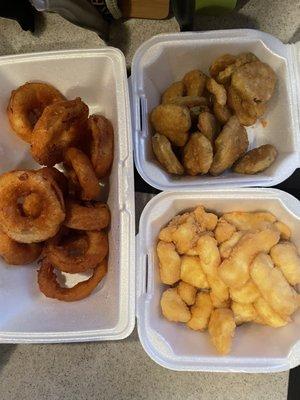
[270,242,300,285]
[213,102,232,125]
[216,52,259,84]
[177,281,197,306]
[233,144,277,174]
[208,308,236,355]
[161,81,185,104]
[197,111,220,143]
[152,133,184,175]
[227,86,257,126]
[157,241,181,285]
[206,78,227,105]
[187,292,213,331]
[183,70,207,97]
[209,54,237,78]
[183,132,213,175]
[160,288,191,322]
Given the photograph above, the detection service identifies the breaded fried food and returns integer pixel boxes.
[250,253,299,317]
[187,292,213,331]
[210,292,230,308]
[161,288,191,322]
[253,297,289,328]
[193,206,218,231]
[214,219,236,244]
[216,52,259,84]
[183,70,207,97]
[170,96,209,108]
[270,242,300,285]
[233,144,277,174]
[232,301,257,325]
[157,241,181,284]
[209,54,237,78]
[152,133,184,175]
[177,281,197,306]
[206,78,227,105]
[197,111,220,143]
[213,102,232,125]
[208,308,236,355]
[273,222,291,240]
[219,231,245,259]
[227,86,257,126]
[219,228,280,288]
[183,132,213,175]
[161,81,185,104]
[229,279,260,304]
[209,116,249,176]
[222,211,276,231]
[180,255,209,289]
[158,225,177,243]
[231,61,276,103]
[172,220,200,254]
[150,104,191,146]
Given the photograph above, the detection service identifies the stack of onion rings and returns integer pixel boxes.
[0,230,42,265]
[64,199,110,231]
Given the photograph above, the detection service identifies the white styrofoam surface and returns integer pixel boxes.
[0,49,135,342]
[131,29,300,190]
[137,188,300,372]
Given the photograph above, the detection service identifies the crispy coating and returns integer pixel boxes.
[187,292,213,331]
[183,70,207,97]
[233,144,277,174]
[157,241,181,285]
[0,230,42,265]
[38,258,107,302]
[270,242,300,285]
[158,225,177,243]
[183,132,213,176]
[231,61,276,103]
[273,222,291,240]
[216,52,259,84]
[64,199,110,231]
[206,78,227,105]
[209,54,237,78]
[172,220,200,254]
[193,206,218,231]
[22,192,42,218]
[161,81,186,104]
[169,96,209,108]
[219,228,280,288]
[209,116,249,176]
[152,133,184,175]
[150,104,191,146]
[160,288,191,322]
[250,253,299,317]
[219,231,245,259]
[197,111,220,143]
[222,211,276,231]
[213,102,232,125]
[214,219,236,244]
[253,297,289,328]
[177,281,197,306]
[232,301,257,325]
[210,292,230,308]
[208,308,236,355]
[227,86,257,126]
[180,255,209,289]
[229,279,260,304]
[38,167,68,197]
[7,82,65,143]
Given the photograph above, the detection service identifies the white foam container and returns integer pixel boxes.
[0,49,135,342]
[131,29,300,190]
[136,188,300,372]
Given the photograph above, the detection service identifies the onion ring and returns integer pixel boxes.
[7,82,65,143]
[0,170,65,243]
[65,147,100,201]
[31,98,89,166]
[0,230,42,265]
[88,115,114,178]
[64,199,110,231]
[38,167,68,197]
[44,229,108,273]
[22,192,42,218]
[37,258,107,302]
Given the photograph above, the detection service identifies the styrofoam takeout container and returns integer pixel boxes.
[0,49,135,342]
[131,29,300,190]
[136,188,300,373]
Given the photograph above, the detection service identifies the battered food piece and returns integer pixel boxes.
[209,54,237,78]
[227,86,257,126]
[222,211,276,231]
[37,167,69,197]
[22,192,42,218]
[183,132,213,175]
[31,98,88,166]
[208,308,236,355]
[177,281,197,306]
[150,104,191,146]
[250,253,299,317]
[214,219,236,244]
[183,70,207,97]
[161,81,185,104]
[169,96,209,108]
[157,241,181,285]
[233,144,277,174]
[187,292,213,331]
[172,220,200,254]
[273,222,291,240]
[38,258,107,302]
[64,199,110,231]
[219,231,245,259]
[219,228,280,288]
[7,82,65,143]
[158,225,177,243]
[229,279,260,304]
[193,206,218,231]
[180,255,209,289]
[213,102,232,125]
[0,230,42,265]
[270,242,300,285]
[253,297,289,328]
[160,288,191,322]
[206,78,227,106]
[152,133,184,175]
[231,61,276,103]
[210,292,230,308]
[216,52,259,84]
[197,111,220,143]
[209,116,249,176]
[232,301,257,325]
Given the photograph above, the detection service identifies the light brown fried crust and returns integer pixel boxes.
[38,258,107,302]
[183,132,213,176]
[216,52,259,84]
[183,70,207,97]
[37,167,69,197]
[64,199,110,231]
[161,81,186,104]
[152,133,184,175]
[0,230,42,265]
[213,102,232,125]
[233,144,277,174]
[197,111,220,143]
[227,86,257,126]
[7,82,65,143]
[209,54,237,78]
